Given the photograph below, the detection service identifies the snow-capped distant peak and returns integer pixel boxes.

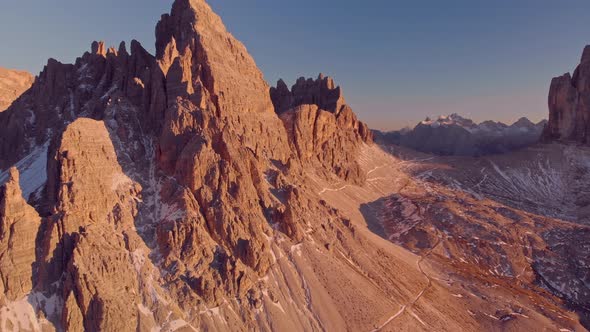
[512,117,535,128]
[420,113,477,132]
[417,114,546,136]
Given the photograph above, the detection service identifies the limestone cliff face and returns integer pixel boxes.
[156,0,276,116]
[152,0,292,303]
[0,0,378,330]
[0,68,34,112]
[0,168,40,301]
[48,119,143,331]
[271,75,372,184]
[544,46,590,143]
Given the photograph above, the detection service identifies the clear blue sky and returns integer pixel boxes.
[1,0,590,130]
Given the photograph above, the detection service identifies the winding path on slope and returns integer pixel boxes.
[318,156,433,196]
[317,150,444,330]
[318,185,354,195]
[370,239,441,332]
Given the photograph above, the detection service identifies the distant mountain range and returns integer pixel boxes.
[374,113,547,156]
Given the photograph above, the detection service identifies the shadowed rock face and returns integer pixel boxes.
[544,45,590,143]
[0,68,34,112]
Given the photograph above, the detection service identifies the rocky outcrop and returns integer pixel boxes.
[39,119,141,330]
[271,74,347,115]
[0,68,34,112]
[280,104,369,184]
[271,76,372,184]
[0,168,41,301]
[544,45,590,143]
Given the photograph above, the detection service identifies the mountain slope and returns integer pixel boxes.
[370,143,590,328]
[312,144,585,331]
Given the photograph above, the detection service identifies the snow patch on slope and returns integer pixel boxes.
[0,297,43,332]
[0,142,49,200]
[485,159,568,214]
[111,172,133,190]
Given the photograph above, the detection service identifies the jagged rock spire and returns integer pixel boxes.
[155,0,274,114]
[270,74,347,115]
[544,45,590,143]
[0,168,41,301]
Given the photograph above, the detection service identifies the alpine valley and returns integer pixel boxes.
[0,1,589,331]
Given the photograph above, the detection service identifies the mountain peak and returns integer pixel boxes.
[155,0,216,59]
[155,0,273,114]
[512,117,534,128]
